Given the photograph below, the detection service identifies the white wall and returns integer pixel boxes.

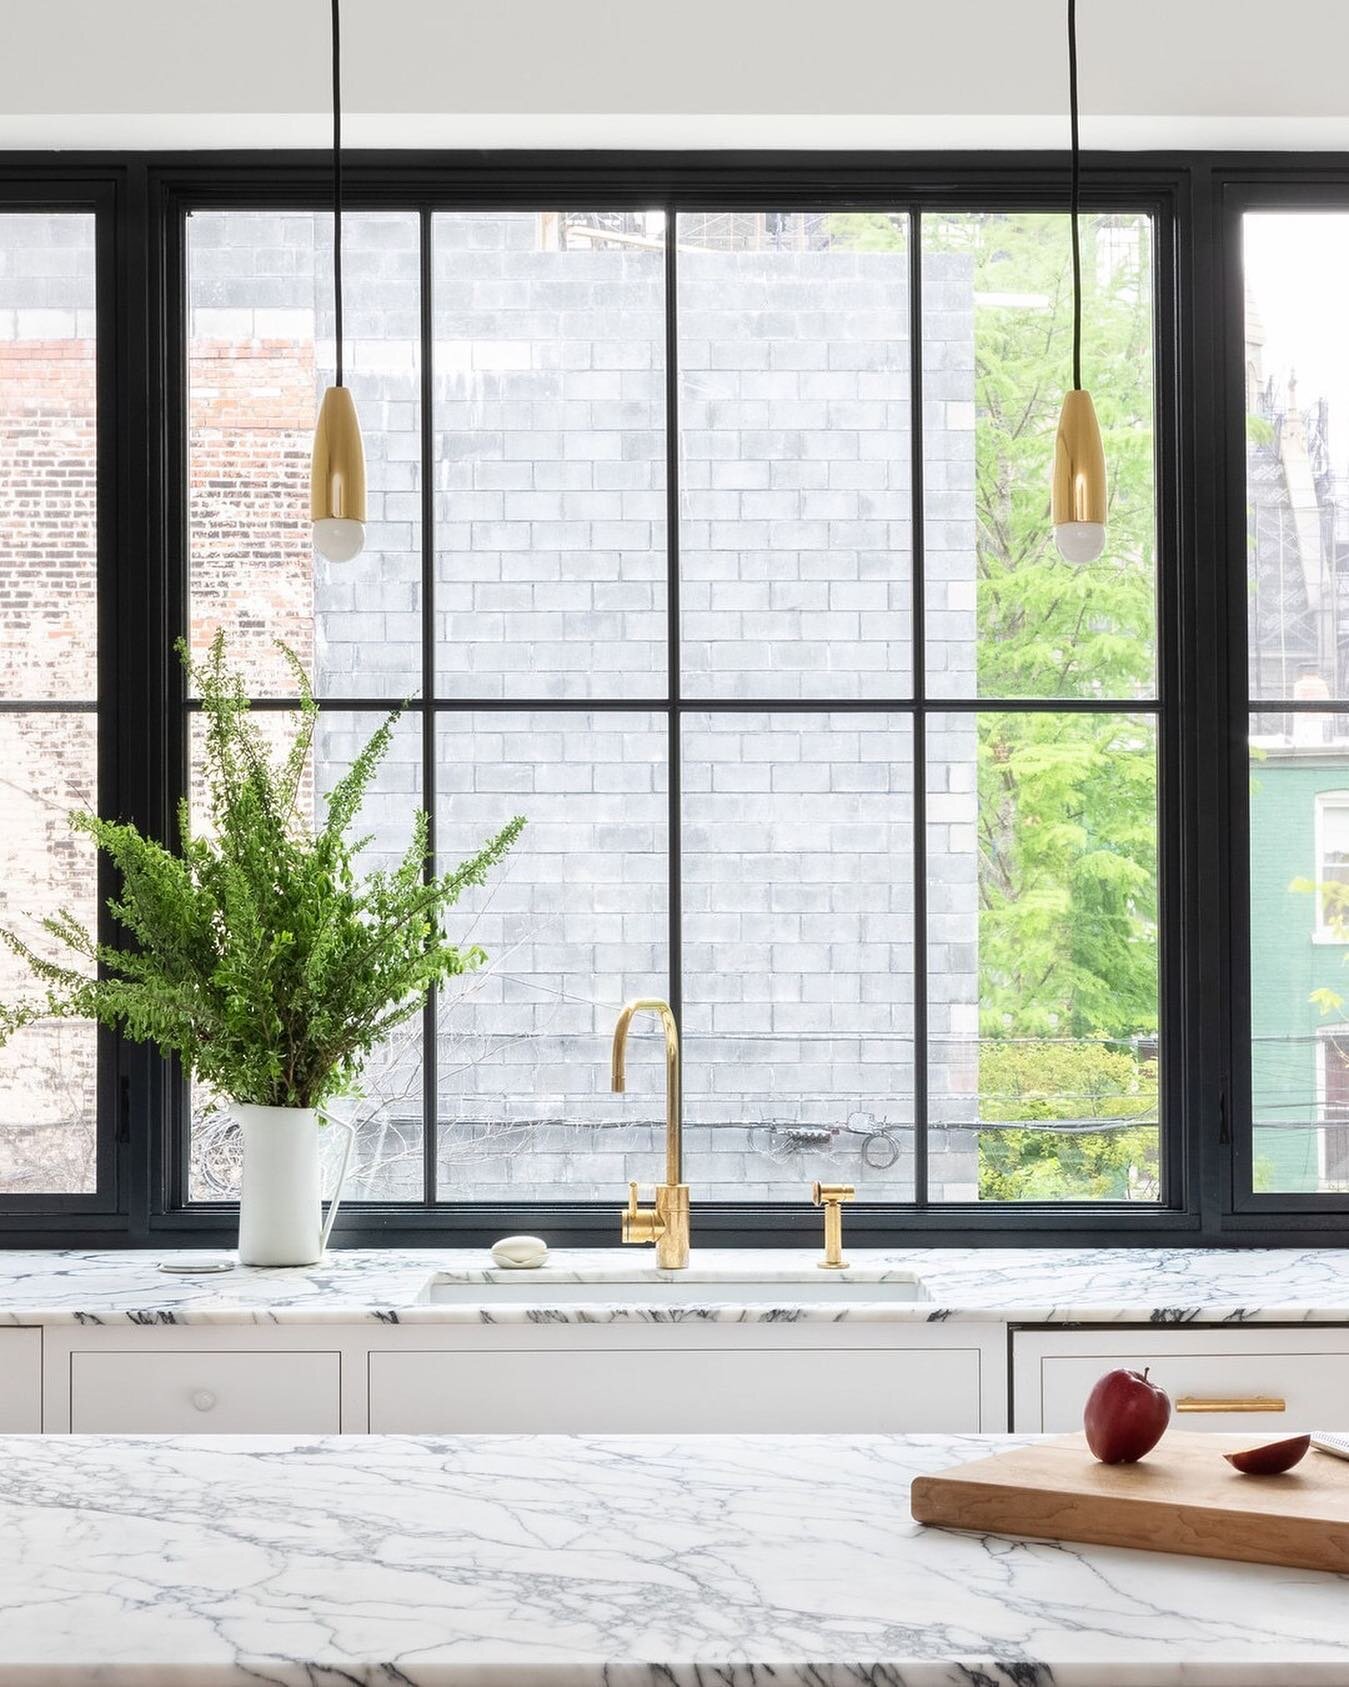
[3,0,1348,151]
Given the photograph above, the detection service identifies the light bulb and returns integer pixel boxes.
[1053,520,1106,564]
[313,517,365,563]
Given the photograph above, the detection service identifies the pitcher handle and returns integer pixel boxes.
[314,1107,357,1252]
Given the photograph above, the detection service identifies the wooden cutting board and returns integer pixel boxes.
[910,1432,1349,1573]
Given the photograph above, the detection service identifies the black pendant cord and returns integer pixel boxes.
[1068,0,1083,392]
[331,0,344,389]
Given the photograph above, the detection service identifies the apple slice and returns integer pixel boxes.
[1223,1434,1311,1475]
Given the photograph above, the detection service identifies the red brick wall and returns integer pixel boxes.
[187,338,316,692]
[0,332,320,1191]
[0,339,97,701]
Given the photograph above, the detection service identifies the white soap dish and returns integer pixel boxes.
[158,1255,235,1275]
[490,1235,549,1269]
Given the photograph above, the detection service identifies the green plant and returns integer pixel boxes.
[976,1040,1159,1201]
[1,635,523,1110]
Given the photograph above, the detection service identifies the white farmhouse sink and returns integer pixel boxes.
[421,1268,928,1307]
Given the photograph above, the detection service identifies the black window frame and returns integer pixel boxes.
[0,167,137,1229]
[0,148,1329,1251]
[1219,164,1349,1235]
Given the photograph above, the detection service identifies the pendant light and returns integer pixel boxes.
[310,0,366,563]
[1051,0,1107,564]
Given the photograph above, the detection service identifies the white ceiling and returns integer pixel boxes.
[3,0,1347,150]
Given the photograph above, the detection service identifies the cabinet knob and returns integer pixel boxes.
[191,1389,217,1413]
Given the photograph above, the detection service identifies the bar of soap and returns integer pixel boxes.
[490,1235,549,1269]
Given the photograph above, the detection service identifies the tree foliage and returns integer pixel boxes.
[976,1041,1159,1200]
[940,212,1158,1044]
[1,636,524,1110]
[833,211,1160,1195]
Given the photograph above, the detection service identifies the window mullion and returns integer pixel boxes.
[419,206,438,1208]
[665,208,683,1044]
[909,207,929,1210]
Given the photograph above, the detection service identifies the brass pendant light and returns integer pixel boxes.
[310,0,367,563]
[1051,0,1107,563]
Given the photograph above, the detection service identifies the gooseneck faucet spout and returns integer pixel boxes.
[611,997,690,1268]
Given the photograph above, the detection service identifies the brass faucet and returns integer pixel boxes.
[611,998,690,1269]
[812,1181,855,1269]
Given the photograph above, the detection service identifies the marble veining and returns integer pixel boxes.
[5,1244,1349,1327]
[3,1429,1348,1685]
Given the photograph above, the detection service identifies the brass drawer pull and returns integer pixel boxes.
[1175,1395,1285,1414]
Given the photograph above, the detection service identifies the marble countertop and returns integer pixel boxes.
[7,1243,1349,1326]
[5,1429,1347,1686]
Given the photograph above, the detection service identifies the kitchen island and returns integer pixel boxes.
[6,1430,1349,1685]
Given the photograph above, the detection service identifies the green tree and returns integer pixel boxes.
[977,1041,1158,1201]
[832,211,1159,1194]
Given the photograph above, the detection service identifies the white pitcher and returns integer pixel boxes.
[231,1103,356,1267]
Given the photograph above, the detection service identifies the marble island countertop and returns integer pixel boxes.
[6,1428,1349,1686]
[6,1243,1349,1326]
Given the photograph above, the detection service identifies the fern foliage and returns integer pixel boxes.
[1,636,524,1109]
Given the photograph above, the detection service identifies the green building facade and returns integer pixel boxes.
[1250,744,1349,1191]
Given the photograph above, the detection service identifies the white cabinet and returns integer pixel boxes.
[70,1349,342,1433]
[0,1329,41,1431]
[41,1322,1002,1435]
[1013,1327,1349,1434]
[36,1319,1349,1438]
[48,1328,344,1434]
[368,1324,1004,1434]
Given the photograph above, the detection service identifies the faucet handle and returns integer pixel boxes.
[621,1181,665,1246]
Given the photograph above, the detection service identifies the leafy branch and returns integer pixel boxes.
[0,634,524,1110]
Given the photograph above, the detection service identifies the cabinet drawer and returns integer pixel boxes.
[370,1345,984,1433]
[1015,1328,1349,1434]
[70,1349,341,1433]
[0,1329,41,1431]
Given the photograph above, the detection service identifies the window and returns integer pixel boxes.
[37,151,1349,1247]
[1318,1028,1349,1189]
[0,209,101,1201]
[1243,206,1349,1201]
[178,197,1162,1216]
[1316,793,1349,941]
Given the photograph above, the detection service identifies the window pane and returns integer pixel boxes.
[682,712,915,1200]
[1244,213,1349,701]
[187,210,421,699]
[931,710,1161,1202]
[0,212,97,701]
[921,212,1156,701]
[1248,710,1349,1192]
[433,212,666,700]
[1318,796,1349,936]
[678,212,912,700]
[187,709,424,1202]
[435,711,667,1199]
[0,713,98,1193]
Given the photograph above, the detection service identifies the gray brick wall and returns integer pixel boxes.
[181,211,982,1205]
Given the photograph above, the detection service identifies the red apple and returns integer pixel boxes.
[1083,1367,1171,1464]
